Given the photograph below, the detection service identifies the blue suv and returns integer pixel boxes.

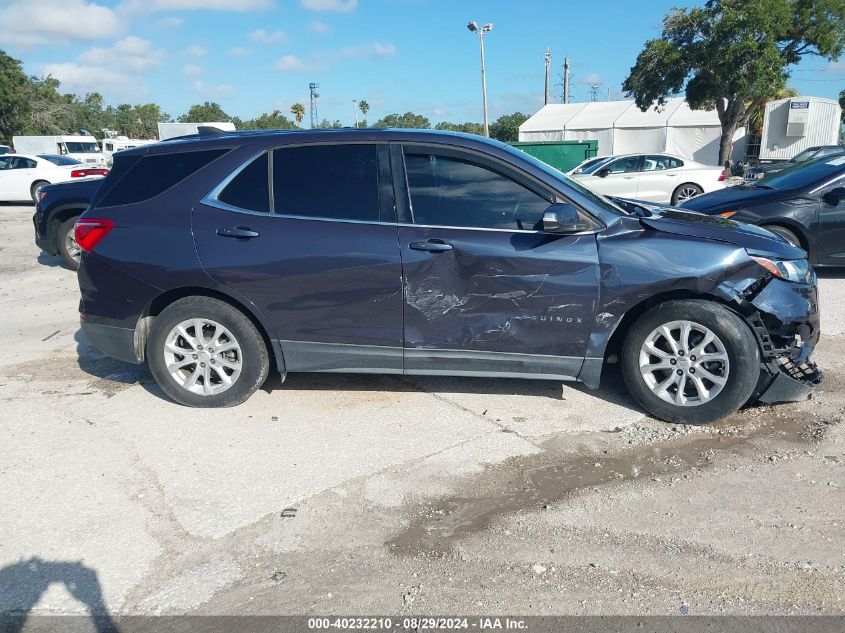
[76,129,821,423]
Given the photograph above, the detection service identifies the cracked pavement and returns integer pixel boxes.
[0,205,843,616]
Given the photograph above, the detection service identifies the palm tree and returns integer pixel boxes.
[290,103,306,127]
[358,99,370,118]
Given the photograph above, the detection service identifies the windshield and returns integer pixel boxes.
[503,144,628,216]
[579,157,613,174]
[791,148,818,163]
[759,156,845,190]
[39,154,81,166]
[64,142,100,153]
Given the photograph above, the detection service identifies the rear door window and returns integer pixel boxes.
[97,148,229,207]
[272,144,380,221]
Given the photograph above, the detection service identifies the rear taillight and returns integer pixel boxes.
[71,169,109,178]
[74,218,114,253]
[718,169,726,182]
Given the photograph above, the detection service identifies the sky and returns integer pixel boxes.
[1,0,843,126]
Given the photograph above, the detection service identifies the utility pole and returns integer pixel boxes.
[588,80,602,102]
[544,47,551,105]
[309,82,320,128]
[563,57,570,104]
[467,21,493,137]
[353,99,359,128]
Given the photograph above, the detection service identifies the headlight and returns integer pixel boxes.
[750,256,813,284]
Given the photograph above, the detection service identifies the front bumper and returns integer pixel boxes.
[748,277,822,403]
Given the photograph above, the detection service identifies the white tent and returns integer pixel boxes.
[517,103,587,142]
[563,101,634,156]
[518,97,745,166]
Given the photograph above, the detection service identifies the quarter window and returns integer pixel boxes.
[272,144,379,221]
[404,153,550,231]
[218,153,269,213]
[98,149,229,207]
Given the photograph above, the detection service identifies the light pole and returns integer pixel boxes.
[353,99,359,128]
[467,21,493,137]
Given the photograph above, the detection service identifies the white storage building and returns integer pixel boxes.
[758,96,842,160]
[518,97,746,166]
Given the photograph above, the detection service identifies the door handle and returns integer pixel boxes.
[409,240,453,253]
[623,176,636,179]
[217,226,259,239]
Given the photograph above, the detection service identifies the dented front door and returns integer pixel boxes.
[397,146,600,378]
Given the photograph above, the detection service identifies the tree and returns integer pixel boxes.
[435,121,485,135]
[0,51,33,142]
[489,113,529,142]
[623,0,845,164]
[314,118,343,129]
[373,112,430,128]
[178,101,231,122]
[840,88,845,121]
[290,103,305,126]
[240,110,296,130]
[358,99,370,118]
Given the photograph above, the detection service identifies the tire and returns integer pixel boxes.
[31,180,49,202]
[620,299,760,424]
[766,225,802,249]
[147,296,270,407]
[56,216,82,271]
[671,183,703,205]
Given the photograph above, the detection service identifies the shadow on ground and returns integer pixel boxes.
[0,558,118,633]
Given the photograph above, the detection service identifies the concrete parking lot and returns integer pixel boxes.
[1,203,844,617]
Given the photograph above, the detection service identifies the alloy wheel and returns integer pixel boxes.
[675,186,701,203]
[163,318,243,396]
[638,319,729,407]
[64,228,82,263]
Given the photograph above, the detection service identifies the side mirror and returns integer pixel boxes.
[596,168,610,178]
[823,187,845,205]
[542,203,592,234]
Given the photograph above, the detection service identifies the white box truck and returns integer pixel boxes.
[12,135,107,166]
[157,122,236,141]
[102,136,157,165]
[758,96,842,161]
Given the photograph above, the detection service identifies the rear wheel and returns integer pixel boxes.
[57,216,82,270]
[621,300,760,424]
[31,180,49,202]
[147,297,270,407]
[766,225,802,249]
[671,183,703,205]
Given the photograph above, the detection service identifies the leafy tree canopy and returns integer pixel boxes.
[489,112,529,142]
[178,101,231,123]
[373,112,431,128]
[435,121,485,135]
[623,0,845,163]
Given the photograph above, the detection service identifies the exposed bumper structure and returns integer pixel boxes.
[758,358,823,404]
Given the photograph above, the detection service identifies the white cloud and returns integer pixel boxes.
[120,0,273,12]
[340,42,396,60]
[250,29,286,44]
[230,47,250,57]
[183,64,203,76]
[274,55,313,72]
[0,0,122,47]
[187,44,207,57]
[42,63,137,98]
[78,36,165,72]
[310,20,329,33]
[192,80,235,100]
[156,17,184,28]
[300,0,356,13]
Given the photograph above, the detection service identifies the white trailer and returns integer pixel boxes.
[759,96,842,161]
[101,136,157,165]
[157,122,236,141]
[12,135,106,166]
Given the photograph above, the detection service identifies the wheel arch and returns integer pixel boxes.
[757,219,812,254]
[581,289,751,389]
[49,205,88,249]
[138,286,285,374]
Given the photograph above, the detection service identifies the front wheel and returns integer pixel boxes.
[31,180,49,202]
[621,300,760,424]
[147,297,270,407]
[671,183,703,205]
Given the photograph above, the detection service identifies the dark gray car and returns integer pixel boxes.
[75,129,820,424]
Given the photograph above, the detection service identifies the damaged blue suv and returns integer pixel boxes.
[76,129,821,423]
